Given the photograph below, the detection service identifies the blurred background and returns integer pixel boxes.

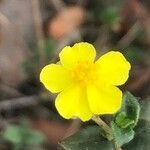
[0,0,149,149]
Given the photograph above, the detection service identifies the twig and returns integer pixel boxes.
[62,119,81,139]
[112,139,123,150]
[0,12,10,26]
[94,25,110,55]
[116,22,141,49]
[0,82,22,97]
[0,96,39,111]
[0,11,29,49]
[50,0,65,11]
[0,91,56,112]
[31,0,46,67]
[117,148,123,150]
[127,68,150,91]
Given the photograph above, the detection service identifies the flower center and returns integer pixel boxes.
[71,62,96,85]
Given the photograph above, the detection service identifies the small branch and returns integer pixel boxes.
[92,116,123,150]
[112,139,123,150]
[0,12,10,26]
[0,91,55,112]
[0,96,39,111]
[31,0,46,67]
[92,115,111,131]
[0,82,22,97]
[117,148,123,150]
[63,119,81,139]
[126,68,150,92]
[92,115,113,140]
[50,0,65,11]
[116,22,141,49]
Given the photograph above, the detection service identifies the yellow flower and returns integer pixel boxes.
[40,42,131,121]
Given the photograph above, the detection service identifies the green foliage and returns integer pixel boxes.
[60,126,113,150]
[111,92,140,147]
[44,38,55,62]
[111,121,135,147]
[60,120,150,150]
[123,119,150,150]
[3,121,45,149]
[60,92,150,150]
[140,100,150,121]
[123,47,144,64]
[98,6,121,25]
[115,112,135,128]
[3,126,22,144]
[117,91,140,128]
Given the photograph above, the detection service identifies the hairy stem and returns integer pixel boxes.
[92,115,123,150]
[92,115,113,140]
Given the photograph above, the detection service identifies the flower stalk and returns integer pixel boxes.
[92,115,113,140]
[92,115,122,150]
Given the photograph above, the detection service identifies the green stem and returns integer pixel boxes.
[92,115,123,150]
[116,148,122,150]
[113,139,123,150]
[92,115,113,140]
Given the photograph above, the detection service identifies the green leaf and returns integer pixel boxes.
[140,100,150,121]
[111,121,134,147]
[111,92,140,147]
[60,126,113,150]
[61,120,150,150]
[115,112,135,128]
[3,123,45,146]
[116,91,140,128]
[26,130,45,145]
[123,119,150,150]
[61,99,149,150]
[3,126,22,144]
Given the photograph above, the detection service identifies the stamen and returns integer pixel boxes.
[71,62,96,85]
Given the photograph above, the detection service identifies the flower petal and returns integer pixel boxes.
[96,51,131,86]
[87,84,122,114]
[59,42,96,68]
[40,64,72,93]
[55,85,93,121]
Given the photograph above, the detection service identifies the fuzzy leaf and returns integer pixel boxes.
[115,112,135,128]
[111,121,134,147]
[60,126,113,150]
[123,119,150,150]
[61,120,150,150]
[115,92,140,128]
[140,100,150,121]
[111,92,140,147]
